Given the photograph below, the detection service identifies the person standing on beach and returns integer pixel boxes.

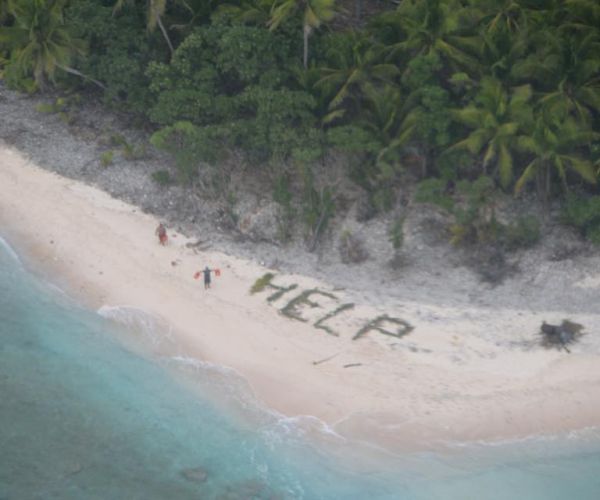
[155,223,168,245]
[202,266,212,289]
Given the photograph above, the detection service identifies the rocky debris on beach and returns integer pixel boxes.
[235,200,282,244]
[540,320,585,353]
[185,239,212,251]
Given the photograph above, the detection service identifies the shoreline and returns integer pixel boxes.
[2,145,600,452]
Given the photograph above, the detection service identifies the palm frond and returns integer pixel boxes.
[515,158,539,194]
[453,106,483,128]
[482,141,496,168]
[564,155,597,184]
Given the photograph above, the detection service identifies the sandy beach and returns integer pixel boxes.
[2,145,600,451]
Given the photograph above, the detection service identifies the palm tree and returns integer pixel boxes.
[0,0,11,72]
[0,0,104,90]
[0,0,11,25]
[472,0,537,35]
[359,83,419,176]
[558,0,600,34]
[268,0,336,69]
[316,35,399,120]
[515,113,598,198]
[375,0,482,75]
[478,26,528,83]
[448,77,533,188]
[214,0,271,25]
[512,27,600,124]
[471,0,540,84]
[167,0,220,33]
[113,0,174,56]
[541,31,600,123]
[294,65,338,123]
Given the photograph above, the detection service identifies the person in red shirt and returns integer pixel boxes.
[155,223,168,245]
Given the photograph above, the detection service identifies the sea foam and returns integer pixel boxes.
[0,235,21,264]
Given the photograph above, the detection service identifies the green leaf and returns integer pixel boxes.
[515,158,539,194]
[566,156,597,184]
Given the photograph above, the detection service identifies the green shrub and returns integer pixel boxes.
[100,151,114,167]
[273,174,293,208]
[106,134,146,160]
[415,178,454,211]
[273,174,295,242]
[588,226,600,245]
[151,170,173,186]
[505,216,541,250]
[109,133,128,148]
[371,186,395,213]
[449,176,497,245]
[416,176,538,251]
[58,112,73,124]
[389,217,405,251]
[563,195,600,245]
[122,142,147,160]
[35,96,71,114]
[563,196,600,228]
[300,166,335,250]
[36,102,59,114]
[150,121,221,184]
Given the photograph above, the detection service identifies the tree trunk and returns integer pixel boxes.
[355,0,362,20]
[156,14,174,57]
[57,64,107,91]
[535,164,550,208]
[303,25,311,69]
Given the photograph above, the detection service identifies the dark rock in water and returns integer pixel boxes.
[218,479,283,500]
[62,462,83,478]
[181,467,208,483]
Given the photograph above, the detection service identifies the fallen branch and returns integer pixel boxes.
[312,352,339,366]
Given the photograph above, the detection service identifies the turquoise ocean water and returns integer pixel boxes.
[1,234,599,499]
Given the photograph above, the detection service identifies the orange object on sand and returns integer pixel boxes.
[193,271,201,280]
[215,269,221,277]
[159,233,168,245]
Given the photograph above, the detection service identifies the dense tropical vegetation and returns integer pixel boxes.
[1,0,599,248]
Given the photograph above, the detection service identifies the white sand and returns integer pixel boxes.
[2,145,599,450]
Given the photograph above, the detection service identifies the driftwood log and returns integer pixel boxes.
[540,320,584,353]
